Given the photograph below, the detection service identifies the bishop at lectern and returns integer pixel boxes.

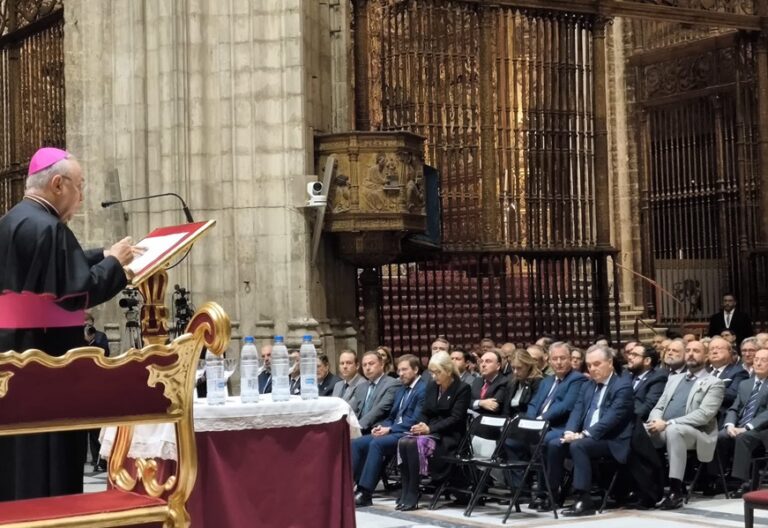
[0,147,141,502]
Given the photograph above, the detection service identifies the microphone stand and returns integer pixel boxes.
[101,192,194,223]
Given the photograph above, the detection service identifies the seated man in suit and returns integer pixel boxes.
[508,341,587,511]
[716,348,768,497]
[451,349,478,385]
[258,343,272,394]
[470,350,508,416]
[740,338,759,377]
[663,339,687,376]
[627,344,668,421]
[646,340,725,510]
[352,351,401,434]
[316,353,341,397]
[708,337,749,418]
[547,345,634,516]
[332,349,366,404]
[621,343,668,507]
[353,354,426,506]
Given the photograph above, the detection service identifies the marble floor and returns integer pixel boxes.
[83,466,756,527]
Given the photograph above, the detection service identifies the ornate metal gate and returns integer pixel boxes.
[0,0,65,214]
[633,35,761,323]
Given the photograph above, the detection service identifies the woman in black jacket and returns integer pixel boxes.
[396,351,471,511]
[503,348,544,417]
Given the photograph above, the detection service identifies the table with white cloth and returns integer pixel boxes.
[101,396,359,528]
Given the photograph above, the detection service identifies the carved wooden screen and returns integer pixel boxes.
[637,38,760,322]
[356,1,596,249]
[0,1,65,214]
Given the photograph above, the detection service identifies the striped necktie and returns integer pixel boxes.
[739,380,763,428]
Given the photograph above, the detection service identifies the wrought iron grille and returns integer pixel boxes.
[0,1,64,214]
[358,251,619,361]
[636,37,760,322]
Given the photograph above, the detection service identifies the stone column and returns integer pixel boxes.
[64,0,358,354]
[593,17,612,249]
[360,267,381,351]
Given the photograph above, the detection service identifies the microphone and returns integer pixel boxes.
[101,193,194,223]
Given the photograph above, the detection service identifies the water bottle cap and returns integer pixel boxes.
[244,336,255,343]
[274,335,284,343]
[303,335,312,341]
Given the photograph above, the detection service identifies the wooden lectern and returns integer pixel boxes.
[127,220,216,345]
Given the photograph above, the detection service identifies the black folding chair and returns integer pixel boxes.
[685,449,730,502]
[428,414,511,510]
[469,417,558,521]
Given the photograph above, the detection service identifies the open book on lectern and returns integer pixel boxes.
[126,220,216,286]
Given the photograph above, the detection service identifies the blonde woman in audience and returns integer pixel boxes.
[504,348,544,417]
[395,351,470,511]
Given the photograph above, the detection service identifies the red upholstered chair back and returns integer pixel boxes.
[0,347,183,431]
[0,301,231,524]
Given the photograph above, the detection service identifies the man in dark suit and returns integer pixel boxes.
[716,348,768,497]
[469,351,508,416]
[352,351,401,433]
[258,343,272,394]
[627,344,668,421]
[316,353,341,397]
[621,343,668,507]
[85,315,110,471]
[708,336,749,421]
[708,293,754,345]
[353,354,426,506]
[518,342,587,511]
[548,345,634,517]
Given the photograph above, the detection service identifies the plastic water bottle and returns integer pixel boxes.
[205,349,226,405]
[240,336,260,403]
[300,335,318,400]
[271,336,290,402]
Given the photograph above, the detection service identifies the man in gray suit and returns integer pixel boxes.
[718,348,768,497]
[332,349,367,406]
[352,351,401,434]
[645,340,725,510]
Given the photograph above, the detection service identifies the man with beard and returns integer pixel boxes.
[627,344,668,421]
[663,339,687,375]
[353,355,426,506]
[618,344,668,507]
[646,340,725,510]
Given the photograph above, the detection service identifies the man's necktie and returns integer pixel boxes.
[726,312,732,328]
[342,382,350,398]
[633,375,642,391]
[361,382,376,415]
[480,381,489,399]
[397,387,412,419]
[739,380,763,427]
[585,383,604,427]
[540,378,560,414]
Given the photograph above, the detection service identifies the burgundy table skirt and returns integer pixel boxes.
[186,418,356,528]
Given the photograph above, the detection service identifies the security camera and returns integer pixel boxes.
[306,181,326,207]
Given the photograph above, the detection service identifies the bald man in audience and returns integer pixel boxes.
[332,350,366,404]
[470,351,508,416]
[646,340,724,510]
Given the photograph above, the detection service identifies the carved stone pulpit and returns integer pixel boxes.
[315,131,427,266]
